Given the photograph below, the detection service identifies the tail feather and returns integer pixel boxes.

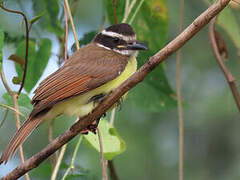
[0,116,42,164]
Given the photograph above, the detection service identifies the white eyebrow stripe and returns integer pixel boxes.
[96,43,111,50]
[101,30,136,41]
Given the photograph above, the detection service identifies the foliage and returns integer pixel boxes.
[14,39,51,93]
[32,0,63,36]
[3,92,32,109]
[1,0,239,180]
[84,119,126,160]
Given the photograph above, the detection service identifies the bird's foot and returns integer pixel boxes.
[81,118,100,135]
[117,97,124,111]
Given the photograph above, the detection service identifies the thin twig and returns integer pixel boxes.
[176,0,184,180]
[108,109,119,180]
[232,0,240,5]
[64,0,80,50]
[0,104,25,117]
[97,128,108,180]
[208,16,240,111]
[0,3,29,97]
[51,144,67,180]
[108,161,119,180]
[110,108,116,125]
[1,69,30,180]
[122,0,137,23]
[49,120,57,169]
[61,135,83,180]
[112,0,118,24]
[51,1,80,178]
[128,0,144,25]
[1,1,232,179]
[64,0,69,60]
[0,109,9,128]
[122,0,129,23]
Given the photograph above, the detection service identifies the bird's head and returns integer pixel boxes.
[94,23,147,56]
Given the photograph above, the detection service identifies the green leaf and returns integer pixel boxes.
[29,14,44,25]
[71,31,97,53]
[31,163,52,179]
[2,92,32,109]
[0,24,4,73]
[15,38,51,93]
[104,0,126,24]
[65,174,87,180]
[33,0,63,36]
[84,119,126,160]
[217,6,240,49]
[130,0,176,111]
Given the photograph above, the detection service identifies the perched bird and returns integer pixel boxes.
[0,23,147,164]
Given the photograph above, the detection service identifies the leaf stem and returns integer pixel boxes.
[51,144,67,180]
[0,69,30,180]
[122,0,137,23]
[0,103,25,117]
[176,0,184,180]
[0,109,8,128]
[128,0,144,25]
[97,128,108,180]
[208,16,240,111]
[61,135,83,180]
[64,0,80,50]
[64,0,69,60]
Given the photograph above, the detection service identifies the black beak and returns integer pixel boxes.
[127,41,148,50]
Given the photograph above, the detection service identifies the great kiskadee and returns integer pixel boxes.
[0,23,147,164]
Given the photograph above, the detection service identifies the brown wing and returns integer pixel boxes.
[30,43,128,117]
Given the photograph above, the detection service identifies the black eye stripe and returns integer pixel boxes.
[94,34,127,49]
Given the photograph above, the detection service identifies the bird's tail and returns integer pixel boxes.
[0,115,43,165]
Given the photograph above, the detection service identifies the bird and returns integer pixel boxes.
[0,23,147,164]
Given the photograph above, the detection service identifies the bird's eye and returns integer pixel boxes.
[113,37,120,43]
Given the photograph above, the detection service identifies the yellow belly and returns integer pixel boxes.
[44,56,137,120]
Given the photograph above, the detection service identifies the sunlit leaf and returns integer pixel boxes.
[0,24,3,72]
[84,119,126,160]
[15,39,51,93]
[2,92,32,109]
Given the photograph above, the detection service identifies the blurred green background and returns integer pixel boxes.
[0,0,240,179]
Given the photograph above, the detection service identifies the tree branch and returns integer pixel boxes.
[208,16,240,111]
[0,0,231,179]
